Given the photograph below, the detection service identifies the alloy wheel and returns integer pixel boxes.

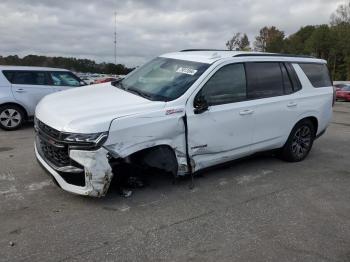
[291,125,312,159]
[0,108,22,128]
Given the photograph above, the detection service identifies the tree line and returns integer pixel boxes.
[0,54,133,75]
[226,1,350,80]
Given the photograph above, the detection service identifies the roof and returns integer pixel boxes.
[0,65,69,71]
[160,50,326,64]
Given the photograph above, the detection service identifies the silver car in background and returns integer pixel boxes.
[0,66,86,130]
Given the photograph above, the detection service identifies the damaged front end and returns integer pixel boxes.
[34,105,190,197]
[34,119,113,197]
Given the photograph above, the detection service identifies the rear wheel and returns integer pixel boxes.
[280,119,315,162]
[0,105,25,131]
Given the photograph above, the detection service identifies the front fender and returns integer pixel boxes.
[104,109,189,174]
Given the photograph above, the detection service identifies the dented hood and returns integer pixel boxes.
[35,83,165,133]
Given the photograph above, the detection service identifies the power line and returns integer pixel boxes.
[114,11,117,65]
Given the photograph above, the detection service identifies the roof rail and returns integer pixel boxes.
[180,49,230,52]
[234,53,315,59]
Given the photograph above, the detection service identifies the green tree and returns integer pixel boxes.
[283,26,316,54]
[226,33,241,51]
[239,34,251,51]
[226,33,251,51]
[304,25,334,59]
[254,26,285,52]
[0,54,132,75]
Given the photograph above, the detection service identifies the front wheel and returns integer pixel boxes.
[280,119,315,162]
[0,105,25,131]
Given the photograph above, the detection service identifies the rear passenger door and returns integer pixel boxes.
[8,71,55,116]
[48,71,82,92]
[245,62,302,151]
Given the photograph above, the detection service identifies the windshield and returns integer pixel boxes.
[115,57,210,101]
[341,85,350,91]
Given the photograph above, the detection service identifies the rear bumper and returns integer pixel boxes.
[35,142,113,197]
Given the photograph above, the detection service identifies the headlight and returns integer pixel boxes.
[64,132,108,147]
[34,116,38,131]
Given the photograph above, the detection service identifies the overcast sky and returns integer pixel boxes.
[0,0,346,67]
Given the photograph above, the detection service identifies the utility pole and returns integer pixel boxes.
[114,11,117,65]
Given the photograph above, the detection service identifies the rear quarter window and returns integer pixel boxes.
[2,71,15,83]
[299,63,332,88]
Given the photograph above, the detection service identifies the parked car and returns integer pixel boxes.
[336,84,350,101]
[94,77,118,84]
[79,76,95,85]
[334,83,349,91]
[0,66,86,130]
[34,50,334,197]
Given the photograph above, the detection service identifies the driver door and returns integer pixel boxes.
[185,63,255,171]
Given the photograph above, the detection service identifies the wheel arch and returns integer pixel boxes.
[0,102,29,120]
[108,143,180,176]
[294,116,318,136]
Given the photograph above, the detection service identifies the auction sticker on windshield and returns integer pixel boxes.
[176,67,198,75]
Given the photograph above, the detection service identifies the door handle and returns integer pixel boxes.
[287,102,297,107]
[15,89,26,93]
[239,109,254,115]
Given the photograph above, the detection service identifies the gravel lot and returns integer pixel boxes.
[0,102,349,262]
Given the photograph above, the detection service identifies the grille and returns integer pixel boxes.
[36,120,71,168]
[36,120,86,187]
[39,138,70,167]
[37,120,62,140]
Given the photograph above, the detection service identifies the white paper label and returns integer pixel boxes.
[176,67,198,75]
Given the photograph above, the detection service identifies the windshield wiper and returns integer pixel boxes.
[112,81,151,100]
[128,88,170,102]
[114,82,169,102]
[111,80,126,90]
[127,88,153,100]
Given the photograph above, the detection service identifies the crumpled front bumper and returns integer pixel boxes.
[35,142,113,197]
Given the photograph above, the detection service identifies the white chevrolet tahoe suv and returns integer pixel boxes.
[34,50,334,197]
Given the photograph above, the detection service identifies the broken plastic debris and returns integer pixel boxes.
[119,189,132,198]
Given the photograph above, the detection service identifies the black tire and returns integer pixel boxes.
[280,119,315,162]
[0,105,25,131]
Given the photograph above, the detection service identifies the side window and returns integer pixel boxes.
[299,63,332,87]
[245,62,284,99]
[280,63,293,94]
[199,63,246,106]
[285,63,302,92]
[12,71,34,85]
[2,71,15,83]
[12,71,50,85]
[32,72,49,85]
[50,72,81,87]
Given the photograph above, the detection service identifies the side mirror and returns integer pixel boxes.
[193,95,209,114]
